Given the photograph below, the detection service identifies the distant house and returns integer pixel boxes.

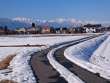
[0,29,5,34]
[85,28,96,33]
[26,23,41,34]
[55,27,68,34]
[68,27,76,33]
[60,27,68,34]
[83,24,101,33]
[0,26,9,35]
[41,26,51,34]
[107,26,110,31]
[71,27,84,33]
[26,27,36,34]
[16,28,26,34]
[55,28,61,34]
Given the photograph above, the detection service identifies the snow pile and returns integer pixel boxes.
[65,35,108,61]
[47,44,84,83]
[10,48,41,83]
[90,36,110,70]
[0,47,43,83]
[64,35,110,80]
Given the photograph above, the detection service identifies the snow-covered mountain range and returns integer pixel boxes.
[12,17,84,27]
[0,17,109,29]
[0,18,31,29]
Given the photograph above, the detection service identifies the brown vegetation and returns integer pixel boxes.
[0,54,16,70]
[0,80,17,83]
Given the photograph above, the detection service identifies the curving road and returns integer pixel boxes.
[30,35,109,83]
[54,42,110,83]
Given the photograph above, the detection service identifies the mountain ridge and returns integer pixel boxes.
[0,17,109,29]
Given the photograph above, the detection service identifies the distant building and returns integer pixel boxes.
[55,27,68,34]
[107,26,110,31]
[60,27,68,34]
[16,28,26,34]
[85,28,96,33]
[26,23,41,34]
[26,27,36,34]
[41,26,51,34]
[0,29,5,34]
[68,27,85,33]
[0,26,10,35]
[83,24,101,33]
[55,28,61,34]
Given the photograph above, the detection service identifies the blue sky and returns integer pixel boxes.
[0,0,110,22]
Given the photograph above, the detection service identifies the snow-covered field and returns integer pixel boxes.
[64,34,110,80]
[1,34,110,83]
[0,35,87,64]
[0,35,87,83]
[0,35,86,46]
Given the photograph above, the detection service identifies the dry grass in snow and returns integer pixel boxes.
[0,54,16,70]
[0,79,17,83]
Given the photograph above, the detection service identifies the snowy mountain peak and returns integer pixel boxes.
[12,17,84,24]
[1,17,107,29]
[12,17,33,24]
[11,17,84,27]
[48,18,83,24]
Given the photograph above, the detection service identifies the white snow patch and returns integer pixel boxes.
[0,47,43,83]
[90,36,110,70]
[10,47,42,83]
[0,36,87,46]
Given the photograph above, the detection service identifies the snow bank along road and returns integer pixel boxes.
[64,34,110,81]
[62,35,110,83]
[48,35,110,83]
[90,36,110,79]
[30,35,101,83]
[0,47,42,83]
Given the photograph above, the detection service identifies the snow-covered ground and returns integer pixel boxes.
[0,35,87,83]
[9,48,42,83]
[90,36,110,70]
[0,35,87,46]
[64,35,110,80]
[0,47,42,83]
[0,47,21,62]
